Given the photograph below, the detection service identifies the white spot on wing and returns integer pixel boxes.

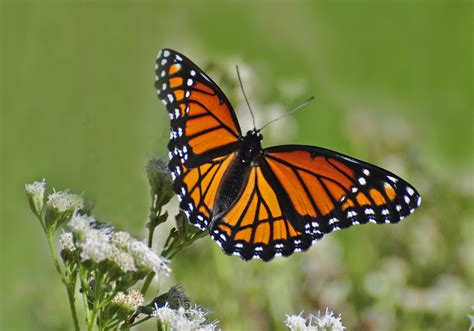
[387,175,398,183]
[347,210,357,218]
[404,195,410,204]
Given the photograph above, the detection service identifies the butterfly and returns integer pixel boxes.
[154,49,421,261]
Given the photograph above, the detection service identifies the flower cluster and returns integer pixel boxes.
[112,289,145,311]
[63,212,170,277]
[285,309,345,331]
[153,304,219,331]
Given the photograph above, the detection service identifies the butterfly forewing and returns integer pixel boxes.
[155,49,242,168]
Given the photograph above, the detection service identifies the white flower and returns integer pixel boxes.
[153,304,177,324]
[285,309,345,331]
[59,231,75,251]
[152,304,218,331]
[285,313,307,331]
[25,179,46,215]
[112,289,144,311]
[311,309,345,331]
[79,228,112,263]
[112,231,132,248]
[25,179,46,197]
[69,213,94,236]
[106,245,136,272]
[128,240,171,277]
[47,190,84,212]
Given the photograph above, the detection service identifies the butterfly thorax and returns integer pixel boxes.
[212,130,263,220]
[239,130,263,166]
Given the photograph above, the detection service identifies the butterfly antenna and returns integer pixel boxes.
[236,65,257,130]
[260,96,315,131]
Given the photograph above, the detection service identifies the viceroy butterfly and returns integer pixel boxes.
[154,49,421,261]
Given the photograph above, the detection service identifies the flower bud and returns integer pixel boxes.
[45,191,84,232]
[25,179,46,216]
[146,158,173,209]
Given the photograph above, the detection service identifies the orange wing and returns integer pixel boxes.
[263,145,421,236]
[155,49,241,167]
[155,49,243,230]
[211,165,317,261]
[170,151,237,230]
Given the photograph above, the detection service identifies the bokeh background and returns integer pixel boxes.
[1,1,473,330]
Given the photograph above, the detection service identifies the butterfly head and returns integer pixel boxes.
[240,130,263,165]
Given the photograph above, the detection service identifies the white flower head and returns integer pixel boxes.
[112,289,144,311]
[153,303,177,325]
[47,190,84,212]
[112,231,132,248]
[25,179,47,215]
[69,213,95,236]
[285,313,307,331]
[285,309,345,331]
[128,240,171,277]
[25,179,46,197]
[59,231,76,252]
[106,245,136,272]
[311,309,345,331]
[79,228,112,263]
[152,304,218,331]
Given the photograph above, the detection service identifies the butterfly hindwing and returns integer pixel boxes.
[263,145,421,236]
[211,165,317,261]
[169,152,238,230]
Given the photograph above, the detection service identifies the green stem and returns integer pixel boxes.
[88,270,104,331]
[35,213,47,235]
[79,265,92,323]
[147,224,156,249]
[46,231,80,330]
[141,207,163,295]
[46,231,66,284]
[141,272,155,295]
[147,207,162,248]
[66,280,80,331]
[127,315,153,328]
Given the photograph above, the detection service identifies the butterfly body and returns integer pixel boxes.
[155,49,421,261]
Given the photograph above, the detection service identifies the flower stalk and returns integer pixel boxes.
[25,158,218,330]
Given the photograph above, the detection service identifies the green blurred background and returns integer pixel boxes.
[1,1,473,330]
